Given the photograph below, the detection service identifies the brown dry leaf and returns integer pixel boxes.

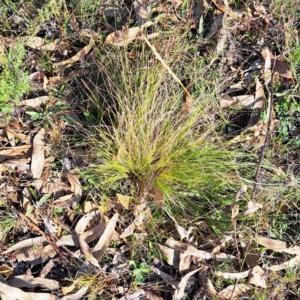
[218,284,252,299]
[165,239,188,253]
[256,236,300,255]
[261,48,293,79]
[248,266,266,288]
[93,212,119,260]
[0,145,32,163]
[266,255,300,271]
[0,265,13,278]
[248,79,265,127]
[180,244,213,272]
[182,90,193,112]
[5,128,29,144]
[174,268,201,300]
[61,286,89,300]
[215,270,250,280]
[105,21,153,46]
[211,0,238,19]
[15,243,57,265]
[4,158,30,172]
[53,194,75,208]
[84,216,106,243]
[75,212,101,268]
[199,267,218,295]
[19,96,49,109]
[7,275,59,290]
[0,281,57,300]
[219,95,256,110]
[231,186,247,220]
[3,237,47,254]
[134,0,157,25]
[83,201,98,213]
[48,69,84,87]
[29,71,49,89]
[206,14,224,39]
[120,222,135,238]
[54,43,92,67]
[241,201,263,216]
[20,36,59,51]
[167,212,190,241]
[31,128,45,179]
[116,193,130,209]
[240,237,260,268]
[151,267,179,289]
[66,173,82,202]
[157,244,180,268]
[20,36,45,49]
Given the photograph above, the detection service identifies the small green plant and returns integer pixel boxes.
[129,260,151,288]
[0,42,30,121]
[0,212,17,241]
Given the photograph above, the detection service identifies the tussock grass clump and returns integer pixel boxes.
[85,40,239,213]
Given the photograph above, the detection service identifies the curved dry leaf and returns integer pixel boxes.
[61,286,89,300]
[3,237,47,254]
[105,21,153,46]
[218,284,252,299]
[54,43,92,67]
[5,128,29,144]
[75,212,100,268]
[215,270,250,280]
[174,268,201,300]
[31,128,45,179]
[66,174,82,202]
[0,145,32,163]
[266,255,300,271]
[220,95,256,110]
[120,222,135,238]
[261,48,293,79]
[48,69,84,87]
[116,193,130,209]
[248,79,265,127]
[151,267,179,289]
[7,275,59,290]
[134,0,157,25]
[165,239,188,253]
[248,266,266,288]
[19,96,49,109]
[256,236,300,255]
[241,201,263,216]
[0,281,57,300]
[169,216,189,241]
[158,244,179,268]
[53,194,75,208]
[199,267,218,295]
[20,36,45,49]
[212,0,238,19]
[92,212,119,260]
[231,186,247,220]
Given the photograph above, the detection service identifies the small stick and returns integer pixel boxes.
[251,73,275,201]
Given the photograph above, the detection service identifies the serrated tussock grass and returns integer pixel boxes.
[84,38,241,215]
